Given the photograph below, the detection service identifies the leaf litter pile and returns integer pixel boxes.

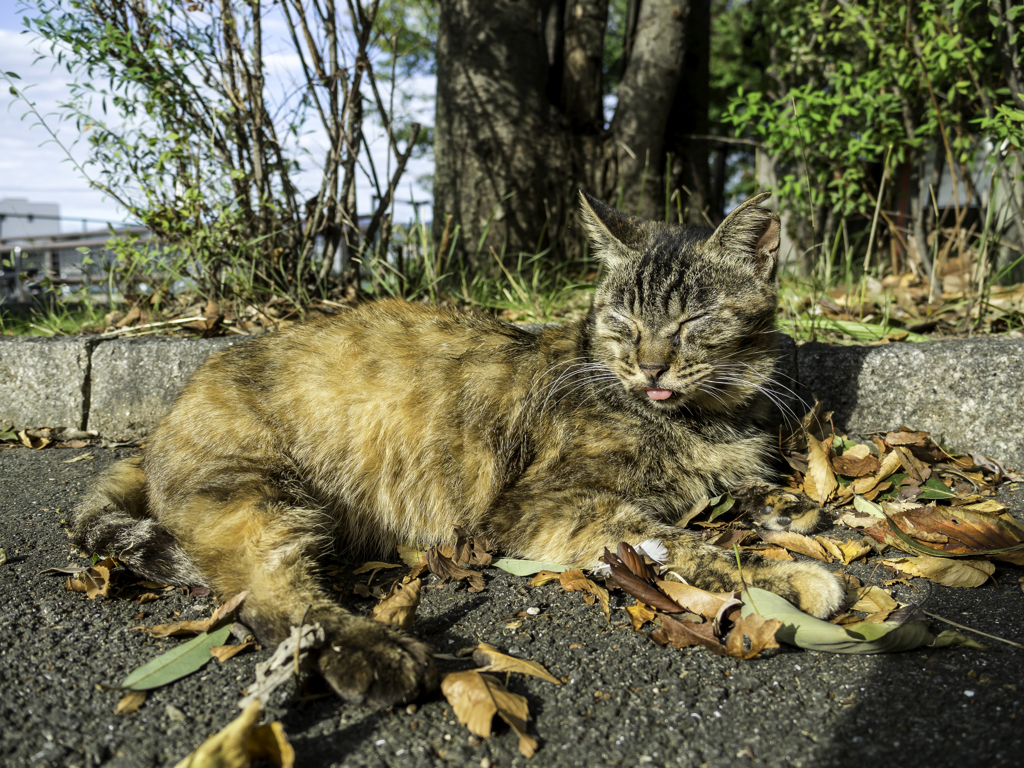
[54,424,1024,762]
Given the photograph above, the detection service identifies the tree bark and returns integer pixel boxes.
[434,0,708,266]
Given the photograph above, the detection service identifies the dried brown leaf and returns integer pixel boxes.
[626,603,658,631]
[655,581,739,620]
[756,530,831,561]
[723,612,782,660]
[558,570,610,621]
[863,505,1024,562]
[599,548,683,613]
[815,536,872,565]
[397,544,427,568]
[847,585,898,613]
[351,561,402,576]
[371,579,421,629]
[139,591,249,638]
[441,671,537,758]
[426,548,486,592]
[472,643,561,685]
[614,541,658,581]
[851,449,902,495]
[888,556,995,588]
[832,453,880,478]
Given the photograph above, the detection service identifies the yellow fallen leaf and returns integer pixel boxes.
[803,435,838,506]
[961,500,1007,514]
[173,700,294,768]
[626,603,658,631]
[397,544,427,567]
[724,612,782,660]
[441,671,538,758]
[371,579,421,629]
[472,643,561,685]
[753,546,794,561]
[816,536,872,565]
[848,586,898,614]
[528,570,563,587]
[114,690,147,715]
[211,640,256,663]
[757,530,831,561]
[888,556,995,588]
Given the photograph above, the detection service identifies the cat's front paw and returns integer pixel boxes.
[735,482,824,534]
[318,617,437,706]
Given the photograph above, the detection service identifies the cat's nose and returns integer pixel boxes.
[640,364,667,379]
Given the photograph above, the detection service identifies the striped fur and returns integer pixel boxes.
[72,192,843,707]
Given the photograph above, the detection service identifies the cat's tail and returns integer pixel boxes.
[70,456,206,588]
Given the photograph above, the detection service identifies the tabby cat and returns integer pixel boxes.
[73,191,843,707]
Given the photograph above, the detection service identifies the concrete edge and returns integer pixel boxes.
[1,332,1021,468]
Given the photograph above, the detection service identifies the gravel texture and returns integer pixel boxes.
[1,446,1023,768]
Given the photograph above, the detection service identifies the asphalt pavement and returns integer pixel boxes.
[1,445,1023,768]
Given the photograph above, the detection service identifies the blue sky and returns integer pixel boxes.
[0,5,434,233]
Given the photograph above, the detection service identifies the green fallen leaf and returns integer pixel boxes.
[491,558,569,576]
[917,477,957,500]
[853,495,885,517]
[121,624,232,691]
[741,587,934,653]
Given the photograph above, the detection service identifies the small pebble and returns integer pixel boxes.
[405,704,418,715]
[525,607,540,616]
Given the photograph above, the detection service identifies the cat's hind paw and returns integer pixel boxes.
[318,618,437,707]
[753,559,845,619]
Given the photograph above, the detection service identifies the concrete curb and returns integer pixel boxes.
[1,332,1021,467]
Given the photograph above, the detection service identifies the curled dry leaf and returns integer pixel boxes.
[815,536,872,565]
[626,603,658,631]
[528,570,563,587]
[397,544,427,568]
[851,449,903,495]
[756,530,830,562]
[441,671,538,758]
[172,700,294,768]
[803,435,838,506]
[599,546,683,614]
[472,643,561,685]
[426,548,486,592]
[864,505,1024,563]
[371,579,421,630]
[138,591,249,638]
[832,448,880,479]
[655,581,739,620]
[558,570,610,622]
[888,556,995,588]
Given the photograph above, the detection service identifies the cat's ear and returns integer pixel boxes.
[578,190,644,268]
[712,191,781,280]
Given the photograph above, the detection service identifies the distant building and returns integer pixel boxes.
[0,198,60,240]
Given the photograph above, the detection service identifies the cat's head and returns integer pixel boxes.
[579,191,781,414]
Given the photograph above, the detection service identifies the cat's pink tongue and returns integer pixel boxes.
[646,389,673,401]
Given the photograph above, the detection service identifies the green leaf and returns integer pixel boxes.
[741,588,934,653]
[491,558,569,576]
[853,495,885,517]
[918,477,956,500]
[120,624,231,691]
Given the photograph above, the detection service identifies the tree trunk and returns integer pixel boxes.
[433,0,569,269]
[434,0,709,267]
